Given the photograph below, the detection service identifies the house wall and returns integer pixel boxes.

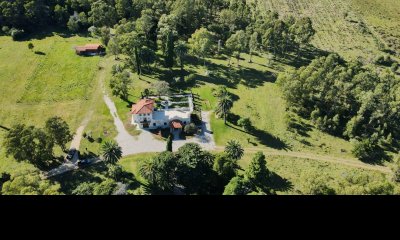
[131,113,191,129]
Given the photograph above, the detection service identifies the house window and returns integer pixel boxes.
[164,122,167,126]
[153,123,156,126]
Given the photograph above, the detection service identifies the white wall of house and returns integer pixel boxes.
[132,112,191,129]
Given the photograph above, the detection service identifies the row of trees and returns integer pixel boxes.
[137,140,276,195]
[278,54,400,161]
[3,117,73,170]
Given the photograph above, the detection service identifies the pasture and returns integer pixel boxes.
[0,33,116,173]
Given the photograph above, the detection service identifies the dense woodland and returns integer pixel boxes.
[1,0,400,195]
[278,54,400,162]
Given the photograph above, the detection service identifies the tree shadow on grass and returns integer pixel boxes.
[34,51,46,55]
[226,123,289,150]
[358,146,391,166]
[272,47,330,68]
[15,27,84,41]
[50,162,107,194]
[251,127,289,150]
[239,67,277,88]
[0,125,10,131]
[269,172,293,192]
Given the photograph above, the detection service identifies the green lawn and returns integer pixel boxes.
[119,153,157,184]
[0,33,116,173]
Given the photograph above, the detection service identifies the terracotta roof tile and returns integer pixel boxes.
[170,120,183,129]
[131,99,155,114]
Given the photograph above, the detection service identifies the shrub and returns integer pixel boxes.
[351,139,379,162]
[93,179,118,195]
[184,123,198,135]
[107,164,123,181]
[28,42,34,50]
[391,62,399,73]
[10,28,25,41]
[82,132,87,139]
[1,26,10,34]
[374,54,394,66]
[72,182,96,195]
[96,137,103,143]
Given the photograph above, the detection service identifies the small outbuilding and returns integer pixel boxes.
[75,44,105,56]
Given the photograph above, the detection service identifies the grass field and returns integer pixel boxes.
[350,0,400,56]
[0,32,116,173]
[260,0,399,61]
[118,151,394,194]
[110,48,355,159]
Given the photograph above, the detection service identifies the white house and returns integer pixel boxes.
[131,95,194,132]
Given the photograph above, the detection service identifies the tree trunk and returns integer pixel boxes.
[224,113,227,125]
[134,47,140,75]
[181,59,184,72]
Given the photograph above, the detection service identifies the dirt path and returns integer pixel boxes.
[215,146,391,173]
[69,111,93,150]
[69,58,110,150]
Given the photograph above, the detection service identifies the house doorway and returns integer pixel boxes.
[170,120,183,140]
[142,119,150,129]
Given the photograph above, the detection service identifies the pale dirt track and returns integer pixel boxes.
[215,146,390,173]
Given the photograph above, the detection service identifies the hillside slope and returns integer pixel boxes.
[261,0,399,61]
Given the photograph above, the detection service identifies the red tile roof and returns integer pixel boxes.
[75,44,103,51]
[131,99,155,114]
[170,120,183,129]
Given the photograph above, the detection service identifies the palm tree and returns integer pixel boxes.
[139,159,158,186]
[101,141,122,164]
[225,140,244,161]
[215,90,233,125]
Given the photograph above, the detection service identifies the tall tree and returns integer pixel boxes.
[223,176,251,195]
[245,151,271,193]
[100,26,111,46]
[107,37,120,60]
[45,116,73,152]
[188,27,215,66]
[174,40,188,72]
[4,124,54,170]
[166,134,173,152]
[213,153,238,184]
[290,17,315,55]
[88,0,117,27]
[215,89,233,125]
[1,170,61,195]
[225,30,248,65]
[248,32,259,63]
[164,30,175,68]
[139,151,177,192]
[115,0,132,19]
[110,70,132,100]
[136,9,156,44]
[152,81,170,97]
[119,31,145,75]
[176,143,216,194]
[101,141,122,165]
[225,140,244,161]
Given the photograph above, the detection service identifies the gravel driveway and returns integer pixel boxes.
[103,94,165,156]
[104,94,216,155]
